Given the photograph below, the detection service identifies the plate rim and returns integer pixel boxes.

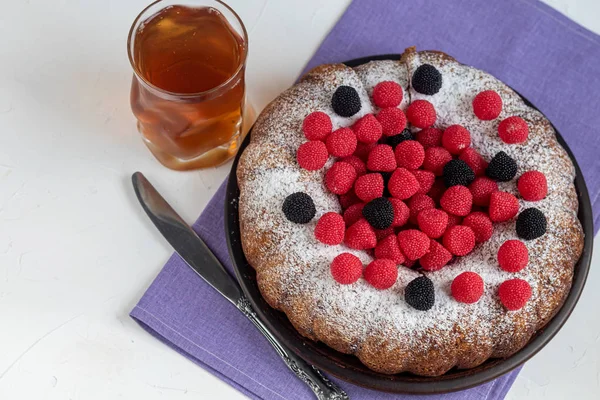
[224,54,594,394]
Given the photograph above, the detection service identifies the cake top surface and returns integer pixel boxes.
[236,48,583,373]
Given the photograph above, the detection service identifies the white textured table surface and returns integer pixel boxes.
[0,0,598,399]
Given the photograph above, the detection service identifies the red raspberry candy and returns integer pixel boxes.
[403,259,417,269]
[339,189,360,209]
[498,279,532,310]
[376,107,407,136]
[417,208,449,239]
[463,212,493,243]
[408,194,435,224]
[364,259,398,289]
[302,111,332,141]
[413,170,436,195]
[374,234,405,265]
[443,225,476,256]
[325,162,357,195]
[388,168,419,200]
[345,218,377,249]
[372,81,403,108]
[498,240,529,272]
[427,178,447,203]
[354,142,377,161]
[395,140,425,169]
[326,127,357,157]
[472,90,502,120]
[341,155,367,176]
[354,173,384,202]
[389,198,410,227]
[442,125,471,155]
[367,144,397,172]
[469,176,498,206]
[420,239,453,271]
[447,214,463,229]
[397,229,430,260]
[314,212,345,245]
[343,203,365,226]
[518,170,547,201]
[297,140,329,171]
[489,191,519,222]
[451,272,484,303]
[406,100,436,128]
[459,148,488,176]
[440,185,473,216]
[353,114,383,143]
[498,116,529,144]
[423,146,452,176]
[416,127,443,148]
[330,253,363,284]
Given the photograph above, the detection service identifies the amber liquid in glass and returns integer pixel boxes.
[130,5,251,170]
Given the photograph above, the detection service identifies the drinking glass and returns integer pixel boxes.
[128,0,254,170]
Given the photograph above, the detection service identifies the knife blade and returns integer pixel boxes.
[132,171,241,304]
[131,172,349,400]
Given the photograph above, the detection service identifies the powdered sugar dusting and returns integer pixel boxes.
[237,50,583,374]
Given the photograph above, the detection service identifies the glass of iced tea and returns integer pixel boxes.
[127,0,253,170]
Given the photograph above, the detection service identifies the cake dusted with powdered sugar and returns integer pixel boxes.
[236,47,583,375]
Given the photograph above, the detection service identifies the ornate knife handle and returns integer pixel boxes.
[237,297,349,400]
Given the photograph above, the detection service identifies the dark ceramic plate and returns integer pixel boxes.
[224,54,593,394]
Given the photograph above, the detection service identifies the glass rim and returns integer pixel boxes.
[127,0,248,99]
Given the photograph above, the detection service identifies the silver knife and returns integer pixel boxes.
[132,172,349,400]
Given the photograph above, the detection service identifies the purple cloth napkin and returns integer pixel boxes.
[131,0,600,398]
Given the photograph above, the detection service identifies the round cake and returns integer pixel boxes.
[237,47,584,376]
